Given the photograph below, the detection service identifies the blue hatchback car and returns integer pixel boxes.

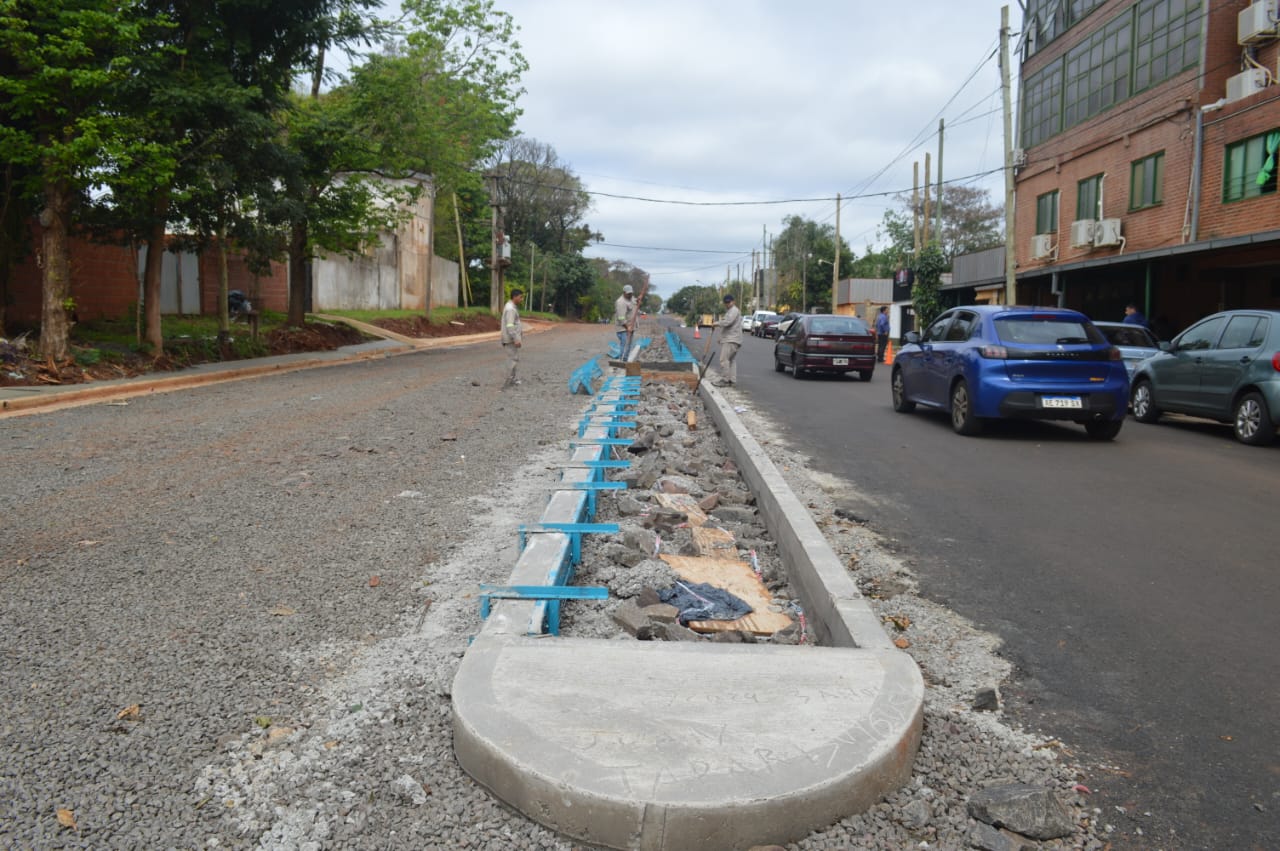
[891,305,1130,439]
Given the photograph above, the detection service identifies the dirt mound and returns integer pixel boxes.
[373,314,499,337]
[0,321,370,387]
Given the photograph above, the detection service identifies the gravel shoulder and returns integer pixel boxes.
[1,322,1111,850]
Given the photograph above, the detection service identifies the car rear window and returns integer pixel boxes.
[809,317,868,335]
[1100,326,1156,347]
[994,317,1104,345]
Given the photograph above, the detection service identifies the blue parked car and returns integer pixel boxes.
[891,305,1130,440]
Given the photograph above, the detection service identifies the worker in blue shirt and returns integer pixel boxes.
[875,306,891,362]
[1123,304,1147,327]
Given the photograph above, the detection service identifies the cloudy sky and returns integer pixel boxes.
[488,1,1020,299]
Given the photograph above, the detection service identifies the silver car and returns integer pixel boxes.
[1093,321,1161,381]
[1130,310,1280,445]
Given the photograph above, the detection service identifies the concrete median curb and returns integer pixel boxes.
[450,366,924,850]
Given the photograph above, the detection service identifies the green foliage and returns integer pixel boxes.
[72,346,101,367]
[773,215,851,313]
[911,244,947,329]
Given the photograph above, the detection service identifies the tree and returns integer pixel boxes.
[0,1,178,361]
[911,244,946,329]
[773,215,851,313]
[855,185,1003,279]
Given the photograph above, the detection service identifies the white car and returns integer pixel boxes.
[745,310,777,333]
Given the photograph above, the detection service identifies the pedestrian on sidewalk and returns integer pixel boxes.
[713,293,742,387]
[501,289,524,388]
[614,284,637,358]
[875,305,890,363]
[1123,303,1148,327]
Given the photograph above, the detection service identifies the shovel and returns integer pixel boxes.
[692,328,718,393]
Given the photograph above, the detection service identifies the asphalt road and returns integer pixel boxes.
[678,322,1279,851]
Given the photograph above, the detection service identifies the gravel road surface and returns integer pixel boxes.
[1,322,1109,850]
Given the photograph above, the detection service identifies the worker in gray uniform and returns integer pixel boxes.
[501,289,524,388]
[714,293,742,387]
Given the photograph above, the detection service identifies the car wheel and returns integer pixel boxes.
[891,368,915,412]
[791,355,805,379]
[1084,419,1123,441]
[949,379,982,435]
[1233,391,1276,446]
[1131,379,1160,423]
[774,354,785,373]
[857,368,873,382]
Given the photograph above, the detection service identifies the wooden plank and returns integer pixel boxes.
[659,554,793,636]
[654,492,707,526]
[691,525,736,557]
[686,410,697,430]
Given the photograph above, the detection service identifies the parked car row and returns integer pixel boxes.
[742,305,1280,447]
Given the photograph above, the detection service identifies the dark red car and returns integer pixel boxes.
[773,314,876,381]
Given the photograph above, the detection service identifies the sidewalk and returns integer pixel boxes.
[0,316,538,417]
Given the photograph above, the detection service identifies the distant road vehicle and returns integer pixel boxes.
[1130,309,1280,446]
[774,314,876,381]
[754,315,781,338]
[745,310,777,333]
[1094,321,1162,381]
[891,305,1129,440]
[773,312,806,340]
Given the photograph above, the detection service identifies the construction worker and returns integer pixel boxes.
[614,284,637,358]
[501,288,524,388]
[714,293,742,387]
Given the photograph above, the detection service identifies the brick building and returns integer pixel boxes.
[953,0,1280,338]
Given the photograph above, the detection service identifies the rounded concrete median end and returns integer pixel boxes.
[452,635,923,851]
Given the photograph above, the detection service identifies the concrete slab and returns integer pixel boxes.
[453,635,923,851]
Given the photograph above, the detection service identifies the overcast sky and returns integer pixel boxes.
[486,1,1019,299]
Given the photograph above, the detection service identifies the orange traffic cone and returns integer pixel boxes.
[883,338,894,363]
[694,325,701,339]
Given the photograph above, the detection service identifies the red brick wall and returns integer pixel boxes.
[1015,0,1280,272]
[196,251,288,315]
[7,224,289,325]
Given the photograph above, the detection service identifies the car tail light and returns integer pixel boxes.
[1272,352,1280,371]
[980,345,1008,359]
[1109,346,1122,361]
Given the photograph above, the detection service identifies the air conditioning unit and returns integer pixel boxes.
[1070,219,1097,248]
[1031,233,1055,259]
[1239,0,1278,44]
[1093,218,1123,247]
[1227,68,1269,102]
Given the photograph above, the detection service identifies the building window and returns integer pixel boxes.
[1036,190,1059,234]
[1223,130,1280,202]
[1077,174,1103,220]
[1020,0,1204,148]
[1063,14,1132,127]
[1130,152,1165,210]
[1133,0,1203,93]
[1021,63,1063,149]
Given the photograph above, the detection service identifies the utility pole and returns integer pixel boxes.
[1001,5,1017,305]
[936,119,945,248]
[912,163,921,253]
[485,173,502,313]
[923,152,932,246]
[832,193,841,315]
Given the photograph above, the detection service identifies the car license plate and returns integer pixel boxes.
[832,358,849,366]
[1041,395,1082,409]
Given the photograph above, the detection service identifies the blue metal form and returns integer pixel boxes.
[478,584,609,635]
[568,357,604,395]
[577,417,637,437]
[569,437,633,446]
[548,479,625,517]
[519,521,620,565]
